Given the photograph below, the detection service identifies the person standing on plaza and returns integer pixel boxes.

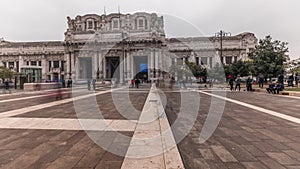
[235,75,242,91]
[258,74,264,88]
[4,79,9,90]
[229,78,234,91]
[135,78,140,88]
[278,74,284,86]
[131,79,135,88]
[246,77,252,91]
[87,79,91,90]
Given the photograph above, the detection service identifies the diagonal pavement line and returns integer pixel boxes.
[0,86,86,97]
[0,117,137,131]
[0,88,90,103]
[121,84,185,169]
[199,90,300,124]
[0,87,123,118]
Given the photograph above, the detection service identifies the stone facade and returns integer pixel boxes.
[0,12,257,83]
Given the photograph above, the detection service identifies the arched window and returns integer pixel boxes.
[112,18,119,29]
[136,17,147,30]
[86,18,95,30]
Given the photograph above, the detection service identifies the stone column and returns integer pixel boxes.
[74,55,78,81]
[98,51,103,79]
[120,54,124,83]
[103,57,106,79]
[131,54,134,79]
[41,55,47,80]
[93,52,97,79]
[127,52,131,79]
[155,49,158,78]
[158,49,162,77]
[150,50,154,78]
[123,51,127,80]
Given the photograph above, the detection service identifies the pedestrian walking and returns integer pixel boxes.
[235,76,241,91]
[229,78,234,91]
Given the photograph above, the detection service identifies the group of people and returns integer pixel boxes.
[131,78,141,88]
[228,76,253,92]
[266,81,284,94]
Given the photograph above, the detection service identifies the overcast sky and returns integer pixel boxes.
[1,0,299,59]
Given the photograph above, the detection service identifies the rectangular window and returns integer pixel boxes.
[38,61,42,66]
[16,61,19,72]
[61,61,64,71]
[226,56,232,64]
[9,62,14,69]
[113,20,119,29]
[27,61,29,66]
[144,20,148,29]
[31,61,37,66]
[94,21,97,29]
[88,21,93,29]
[209,57,213,68]
[3,62,6,68]
[138,19,144,28]
[49,61,51,72]
[53,61,59,68]
[201,57,208,65]
[195,57,199,65]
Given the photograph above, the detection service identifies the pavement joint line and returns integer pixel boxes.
[0,87,124,118]
[0,88,90,103]
[198,90,300,124]
[0,117,138,131]
[0,85,107,97]
[121,84,185,169]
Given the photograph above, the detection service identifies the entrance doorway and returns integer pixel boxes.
[133,56,148,80]
[107,57,120,80]
[79,57,92,80]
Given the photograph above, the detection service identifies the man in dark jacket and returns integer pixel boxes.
[266,82,275,94]
[246,77,252,91]
[274,82,284,94]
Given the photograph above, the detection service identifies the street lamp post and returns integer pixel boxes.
[215,30,231,64]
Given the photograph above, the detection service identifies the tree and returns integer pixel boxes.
[184,61,206,78]
[249,35,289,79]
[0,66,13,80]
[231,60,252,77]
[208,63,226,83]
[169,61,207,80]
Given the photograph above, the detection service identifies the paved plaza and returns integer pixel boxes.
[0,84,300,169]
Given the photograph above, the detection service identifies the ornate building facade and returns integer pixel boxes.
[0,12,257,83]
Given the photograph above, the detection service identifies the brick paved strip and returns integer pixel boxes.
[0,87,123,118]
[0,117,137,131]
[211,145,238,162]
[198,90,300,124]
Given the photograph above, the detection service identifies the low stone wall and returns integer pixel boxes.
[24,83,62,91]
